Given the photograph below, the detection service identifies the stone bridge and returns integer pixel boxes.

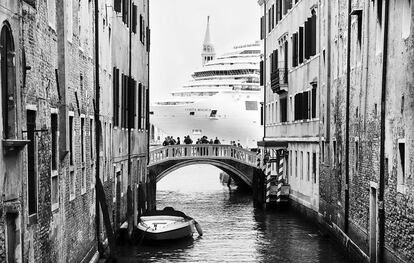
[148,144,259,187]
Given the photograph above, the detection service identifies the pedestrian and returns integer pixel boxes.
[214,137,220,144]
[209,139,214,144]
[162,137,168,146]
[176,137,181,145]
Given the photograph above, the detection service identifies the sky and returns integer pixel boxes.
[149,0,261,100]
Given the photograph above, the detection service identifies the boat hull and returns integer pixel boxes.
[138,223,194,241]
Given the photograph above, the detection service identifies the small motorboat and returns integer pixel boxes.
[137,207,203,241]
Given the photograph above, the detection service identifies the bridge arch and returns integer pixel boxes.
[148,145,259,188]
[156,159,252,186]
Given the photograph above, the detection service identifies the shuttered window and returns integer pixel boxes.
[132,5,137,33]
[113,67,120,126]
[312,85,317,118]
[27,110,37,215]
[122,0,128,25]
[260,60,264,85]
[299,26,304,64]
[280,97,287,123]
[304,20,310,60]
[292,32,298,67]
[310,13,317,56]
[140,14,144,43]
[146,26,151,52]
[114,0,121,13]
[138,83,143,129]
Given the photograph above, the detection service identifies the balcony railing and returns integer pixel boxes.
[271,68,288,94]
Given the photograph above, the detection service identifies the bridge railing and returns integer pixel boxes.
[149,144,257,167]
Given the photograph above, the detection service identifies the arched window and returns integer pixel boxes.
[1,24,16,139]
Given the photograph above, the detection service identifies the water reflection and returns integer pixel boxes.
[117,165,349,263]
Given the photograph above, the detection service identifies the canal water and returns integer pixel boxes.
[117,165,350,263]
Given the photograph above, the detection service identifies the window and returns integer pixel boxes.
[81,118,85,163]
[27,110,37,215]
[280,97,287,122]
[299,26,304,64]
[260,16,265,40]
[113,67,120,126]
[70,171,75,200]
[307,152,310,181]
[310,10,317,56]
[300,151,303,180]
[114,0,121,13]
[246,101,258,111]
[292,32,298,67]
[47,0,56,29]
[51,113,58,170]
[312,85,317,118]
[132,5,138,33]
[295,151,298,178]
[51,113,58,209]
[51,172,58,209]
[140,14,144,44]
[138,83,143,129]
[398,142,406,184]
[355,141,359,171]
[90,118,94,160]
[401,96,405,114]
[294,91,311,121]
[1,24,16,139]
[311,152,316,184]
[69,115,74,165]
[122,0,129,25]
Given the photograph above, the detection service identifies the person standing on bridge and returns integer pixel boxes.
[214,137,220,144]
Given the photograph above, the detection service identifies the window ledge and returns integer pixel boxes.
[3,139,30,154]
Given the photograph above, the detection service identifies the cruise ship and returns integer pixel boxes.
[150,17,262,148]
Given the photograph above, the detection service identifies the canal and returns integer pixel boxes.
[117,165,350,262]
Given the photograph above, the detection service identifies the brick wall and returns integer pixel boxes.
[319,0,414,262]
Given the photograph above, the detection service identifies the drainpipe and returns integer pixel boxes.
[344,0,352,234]
[263,1,267,141]
[378,0,390,262]
[94,0,102,254]
[127,0,134,238]
[326,0,332,165]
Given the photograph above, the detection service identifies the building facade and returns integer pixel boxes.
[0,0,151,262]
[258,0,320,211]
[259,0,413,262]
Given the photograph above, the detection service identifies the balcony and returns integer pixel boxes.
[271,68,288,94]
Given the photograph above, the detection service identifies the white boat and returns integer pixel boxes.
[137,208,202,241]
[150,17,262,149]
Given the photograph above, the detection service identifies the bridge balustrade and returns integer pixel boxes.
[149,145,257,167]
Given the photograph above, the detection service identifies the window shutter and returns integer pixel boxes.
[140,14,143,43]
[310,14,317,56]
[132,5,137,33]
[299,26,304,64]
[304,19,310,59]
[114,0,121,13]
[260,60,264,85]
[113,67,118,126]
[138,83,143,129]
[146,27,151,52]
[260,16,264,40]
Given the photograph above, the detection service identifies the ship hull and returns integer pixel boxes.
[150,91,262,148]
